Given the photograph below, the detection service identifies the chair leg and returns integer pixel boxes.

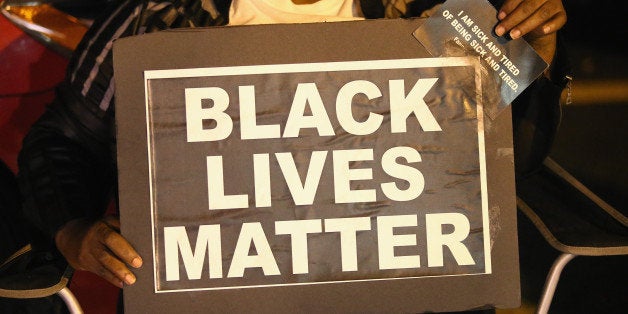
[57,287,83,314]
[536,253,576,314]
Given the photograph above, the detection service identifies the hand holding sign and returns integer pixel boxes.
[495,0,567,64]
[55,216,143,288]
[413,0,551,116]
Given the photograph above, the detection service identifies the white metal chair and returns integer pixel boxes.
[0,244,83,313]
[517,158,628,314]
[0,159,83,313]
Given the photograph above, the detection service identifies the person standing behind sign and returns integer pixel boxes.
[18,0,569,290]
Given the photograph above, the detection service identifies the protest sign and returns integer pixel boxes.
[413,0,548,118]
[114,18,520,313]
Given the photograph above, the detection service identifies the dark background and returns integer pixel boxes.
[510,1,628,313]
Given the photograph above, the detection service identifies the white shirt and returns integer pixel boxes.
[228,0,364,25]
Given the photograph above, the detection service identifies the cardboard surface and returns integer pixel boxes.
[114,18,519,313]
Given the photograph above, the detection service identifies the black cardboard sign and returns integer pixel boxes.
[114,18,519,313]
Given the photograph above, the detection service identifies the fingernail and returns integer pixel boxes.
[510,29,521,39]
[495,25,505,36]
[543,25,551,34]
[132,257,143,268]
[116,280,124,288]
[125,274,136,285]
[498,11,506,20]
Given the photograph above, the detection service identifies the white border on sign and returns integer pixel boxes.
[143,57,489,293]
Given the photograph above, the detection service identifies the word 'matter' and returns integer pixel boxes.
[165,214,475,281]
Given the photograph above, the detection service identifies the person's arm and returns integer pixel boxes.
[19,79,144,288]
[19,0,226,288]
[491,0,571,176]
[18,0,145,288]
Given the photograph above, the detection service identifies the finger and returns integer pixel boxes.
[495,0,545,36]
[84,249,125,288]
[100,226,143,268]
[497,0,524,19]
[526,12,567,38]
[94,263,125,288]
[96,250,137,286]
